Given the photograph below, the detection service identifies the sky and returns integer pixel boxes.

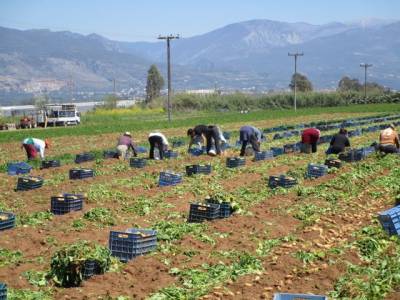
[0,0,398,42]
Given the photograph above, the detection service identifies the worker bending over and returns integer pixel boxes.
[22,137,50,160]
[301,128,321,153]
[327,128,350,154]
[239,125,262,156]
[148,132,169,160]
[378,124,399,154]
[187,125,222,156]
[116,132,137,160]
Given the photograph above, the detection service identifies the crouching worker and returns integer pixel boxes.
[187,125,221,156]
[326,128,350,154]
[301,128,321,153]
[22,137,49,160]
[239,126,262,156]
[148,132,169,160]
[378,124,399,154]
[116,132,137,160]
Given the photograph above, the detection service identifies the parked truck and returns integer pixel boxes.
[36,104,81,127]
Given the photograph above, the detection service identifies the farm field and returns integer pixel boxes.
[1,105,400,300]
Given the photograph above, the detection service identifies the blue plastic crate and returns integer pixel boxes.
[16,176,44,191]
[109,228,157,262]
[41,160,61,169]
[0,283,6,300]
[51,193,84,215]
[378,206,400,236]
[307,163,328,179]
[271,147,284,157]
[189,148,204,156]
[188,202,221,223]
[0,212,15,231]
[7,162,32,175]
[222,131,231,140]
[226,157,246,168]
[130,158,147,168]
[103,150,118,159]
[171,139,185,148]
[339,149,364,162]
[186,164,212,176]
[136,146,148,153]
[348,129,362,137]
[361,146,375,157]
[159,171,182,187]
[254,150,274,161]
[273,293,327,300]
[164,150,178,159]
[283,143,300,154]
[75,152,95,163]
[273,133,284,140]
[69,168,94,180]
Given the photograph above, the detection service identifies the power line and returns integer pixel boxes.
[288,52,304,112]
[360,63,373,101]
[158,34,180,122]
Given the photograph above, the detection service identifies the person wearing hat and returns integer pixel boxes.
[239,125,262,156]
[378,124,399,154]
[21,137,49,160]
[116,132,137,160]
[148,132,169,160]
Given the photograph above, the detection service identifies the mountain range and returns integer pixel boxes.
[0,18,399,103]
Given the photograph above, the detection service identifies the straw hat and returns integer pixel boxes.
[124,132,132,137]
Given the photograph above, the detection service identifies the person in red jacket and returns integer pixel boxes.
[301,128,321,153]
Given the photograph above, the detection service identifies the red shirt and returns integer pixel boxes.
[302,128,320,144]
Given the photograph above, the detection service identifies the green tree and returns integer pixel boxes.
[338,76,362,92]
[289,73,313,92]
[33,94,50,110]
[145,65,164,103]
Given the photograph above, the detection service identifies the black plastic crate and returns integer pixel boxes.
[51,193,84,215]
[189,148,204,156]
[16,176,44,191]
[69,168,94,180]
[268,175,297,189]
[339,149,364,162]
[103,150,118,159]
[130,157,147,168]
[82,259,102,279]
[188,203,220,223]
[186,164,212,176]
[109,229,157,262]
[164,150,178,159]
[226,157,246,168]
[378,206,400,236]
[0,283,6,300]
[159,171,182,187]
[325,158,342,168]
[75,152,95,163]
[7,162,32,175]
[307,163,328,179]
[271,147,284,157]
[254,150,274,161]
[283,143,300,153]
[206,198,232,218]
[0,212,15,231]
[41,160,61,169]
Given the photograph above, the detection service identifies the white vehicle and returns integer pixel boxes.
[36,104,81,127]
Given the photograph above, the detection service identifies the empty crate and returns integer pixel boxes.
[188,203,221,222]
[226,157,246,168]
[254,150,274,161]
[164,150,178,159]
[0,283,6,300]
[103,150,118,159]
[7,162,32,175]
[69,168,94,180]
[0,212,15,231]
[41,160,61,169]
[325,158,342,168]
[159,171,182,187]
[273,293,327,300]
[307,163,328,178]
[75,152,95,163]
[109,228,157,262]
[271,147,284,157]
[206,198,232,218]
[268,175,297,189]
[186,164,212,176]
[130,157,147,168]
[378,206,400,236]
[51,193,84,215]
[16,176,44,191]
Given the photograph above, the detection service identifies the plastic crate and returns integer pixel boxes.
[222,131,232,140]
[188,202,220,223]
[378,206,400,236]
[273,133,284,140]
[7,162,32,175]
[186,164,212,176]
[136,146,148,153]
[82,259,101,279]
[0,212,15,231]
[268,175,297,189]
[361,146,375,157]
[273,293,327,300]
[283,143,300,154]
[307,163,328,178]
[339,149,364,162]
[109,228,157,262]
[172,140,185,148]
[41,160,61,169]
[164,150,178,159]
[254,150,274,161]
[159,171,182,187]
[189,148,204,156]
[130,157,147,168]
[16,176,44,191]
[75,152,95,163]
[206,198,232,218]
[348,129,362,137]
[69,168,94,180]
[103,150,118,159]
[226,157,246,168]
[324,158,342,168]
[0,283,6,300]
[271,147,284,157]
[51,193,84,215]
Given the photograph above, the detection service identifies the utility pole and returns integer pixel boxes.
[360,63,372,101]
[158,34,180,122]
[288,52,304,111]
[113,78,116,95]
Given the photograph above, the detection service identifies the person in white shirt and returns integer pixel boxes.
[21,137,50,160]
[148,132,169,160]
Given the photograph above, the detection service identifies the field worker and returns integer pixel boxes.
[378,124,399,154]
[148,132,169,160]
[21,137,49,160]
[327,128,350,154]
[239,125,262,156]
[187,125,222,156]
[301,128,321,153]
[116,132,137,160]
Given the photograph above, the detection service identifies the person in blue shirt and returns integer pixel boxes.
[239,126,262,156]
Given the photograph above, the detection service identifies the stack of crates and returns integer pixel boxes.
[109,228,157,262]
[7,162,32,175]
[271,147,284,157]
[226,157,246,168]
[283,143,300,154]
[377,206,400,236]
[185,164,212,176]
[103,150,118,159]
[69,168,94,180]
[130,157,147,168]
[0,212,15,231]
[273,293,327,300]
[188,202,220,223]
[254,150,274,161]
[51,193,84,215]
[159,171,182,187]
[0,283,6,300]
[164,150,178,159]
[16,176,44,191]
[325,158,342,168]
[75,152,95,163]
[268,175,297,189]
[206,198,232,218]
[307,163,328,179]
[41,160,61,169]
